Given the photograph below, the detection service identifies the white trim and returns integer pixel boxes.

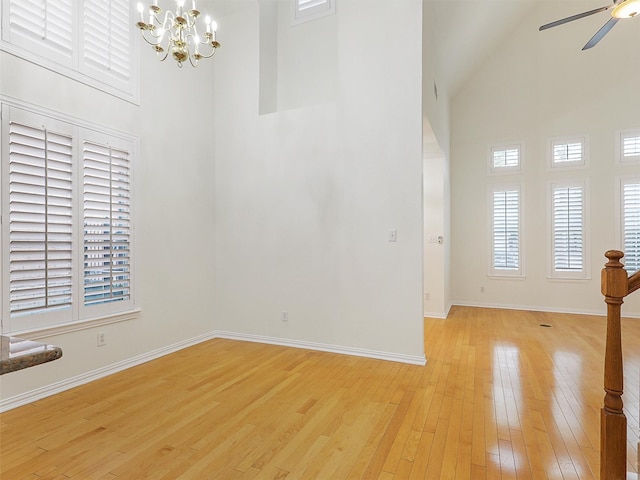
[450,300,611,318]
[0,330,427,412]
[0,329,217,412]
[214,331,427,366]
[10,309,141,340]
[423,310,447,319]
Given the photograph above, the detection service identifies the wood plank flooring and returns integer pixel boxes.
[1,306,639,479]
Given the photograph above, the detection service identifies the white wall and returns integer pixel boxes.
[450,1,640,315]
[0,38,218,400]
[212,0,425,361]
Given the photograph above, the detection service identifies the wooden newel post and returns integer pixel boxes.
[600,250,627,480]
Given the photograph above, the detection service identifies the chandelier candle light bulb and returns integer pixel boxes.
[136,0,220,67]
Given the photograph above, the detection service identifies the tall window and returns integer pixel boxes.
[490,185,522,277]
[1,103,135,334]
[550,180,588,278]
[620,178,640,273]
[1,0,138,101]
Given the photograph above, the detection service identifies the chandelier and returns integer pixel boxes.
[136,0,220,67]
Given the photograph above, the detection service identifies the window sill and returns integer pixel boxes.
[9,309,141,341]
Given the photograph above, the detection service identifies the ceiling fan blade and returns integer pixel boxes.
[539,5,611,31]
[582,17,620,49]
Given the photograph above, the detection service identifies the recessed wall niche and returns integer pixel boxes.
[259,0,338,115]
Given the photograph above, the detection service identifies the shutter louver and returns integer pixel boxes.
[622,134,640,159]
[493,190,519,270]
[553,186,584,271]
[8,0,73,58]
[623,181,640,273]
[492,148,519,169]
[83,141,131,306]
[8,121,73,315]
[83,0,130,81]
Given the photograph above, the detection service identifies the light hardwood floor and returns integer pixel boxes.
[1,306,639,479]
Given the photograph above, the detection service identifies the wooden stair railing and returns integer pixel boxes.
[600,250,640,480]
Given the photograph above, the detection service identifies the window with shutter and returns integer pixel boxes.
[489,185,522,277]
[550,181,588,278]
[8,120,73,317]
[621,178,640,273]
[489,144,521,174]
[83,140,131,307]
[616,130,640,165]
[548,136,588,169]
[293,0,336,24]
[1,102,136,335]
[1,1,138,102]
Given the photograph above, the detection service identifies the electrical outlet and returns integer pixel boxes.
[97,332,106,347]
[281,311,289,324]
[425,292,430,301]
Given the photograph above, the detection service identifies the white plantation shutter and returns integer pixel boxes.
[492,148,519,169]
[553,143,582,163]
[553,185,584,272]
[2,1,137,101]
[622,180,640,273]
[8,120,73,315]
[492,189,520,271]
[83,140,131,306]
[82,0,130,81]
[550,137,587,168]
[6,0,73,63]
[622,133,640,160]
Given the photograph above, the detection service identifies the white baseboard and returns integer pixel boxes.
[0,331,218,413]
[0,331,426,412]
[449,301,616,318]
[214,331,427,366]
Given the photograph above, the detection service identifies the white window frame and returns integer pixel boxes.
[548,179,590,280]
[292,0,336,25]
[1,99,138,336]
[488,184,524,278]
[488,143,522,175]
[615,176,640,274]
[0,1,139,103]
[547,135,589,170]
[615,129,640,166]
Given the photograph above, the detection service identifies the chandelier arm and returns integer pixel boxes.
[196,47,218,59]
[136,1,219,67]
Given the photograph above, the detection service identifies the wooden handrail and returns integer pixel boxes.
[600,250,630,480]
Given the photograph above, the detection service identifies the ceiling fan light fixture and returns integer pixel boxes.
[612,0,640,18]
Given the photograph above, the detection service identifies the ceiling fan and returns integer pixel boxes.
[539,0,640,50]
